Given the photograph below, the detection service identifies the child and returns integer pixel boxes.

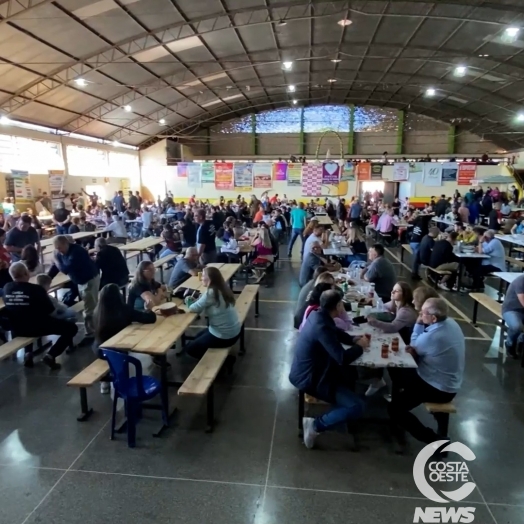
[36,274,78,323]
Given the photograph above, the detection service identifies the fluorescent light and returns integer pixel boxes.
[506,27,520,37]
[201,99,222,108]
[74,78,87,87]
[425,88,436,97]
[454,65,467,77]
[159,119,166,125]
[0,116,11,125]
[278,20,287,26]
[479,54,489,57]
[338,19,352,26]
[222,94,243,102]
[112,141,121,147]
[201,72,228,83]
[292,99,297,105]
[331,59,341,63]
[282,61,293,70]
[166,36,203,53]
[288,85,296,92]
[503,27,520,43]
[517,113,524,122]
[124,105,132,112]
[328,78,337,83]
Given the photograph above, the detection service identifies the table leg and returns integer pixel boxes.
[498,279,504,302]
[152,355,171,438]
[457,261,464,292]
[255,291,259,317]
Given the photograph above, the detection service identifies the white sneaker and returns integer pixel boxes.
[100,382,110,395]
[365,378,386,396]
[302,417,319,449]
[438,283,449,291]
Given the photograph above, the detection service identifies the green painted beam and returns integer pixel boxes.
[206,127,211,156]
[396,110,405,155]
[251,113,257,155]
[448,124,457,155]
[348,104,355,155]
[299,107,305,155]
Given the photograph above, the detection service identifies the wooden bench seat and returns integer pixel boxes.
[67,359,110,421]
[424,402,457,440]
[0,337,37,362]
[424,402,457,414]
[401,244,413,263]
[505,255,524,271]
[153,253,178,282]
[178,348,230,432]
[235,284,260,354]
[470,292,505,350]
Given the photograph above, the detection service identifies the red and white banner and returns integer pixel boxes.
[457,162,477,186]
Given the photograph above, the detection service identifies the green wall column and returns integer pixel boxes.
[347,104,355,155]
[448,124,457,155]
[396,110,405,155]
[299,107,305,155]
[251,113,257,156]
[206,128,211,156]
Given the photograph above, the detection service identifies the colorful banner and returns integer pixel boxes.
[322,161,340,185]
[177,162,188,178]
[48,169,64,210]
[11,169,32,208]
[214,162,234,190]
[273,162,288,181]
[356,162,371,181]
[393,162,409,181]
[423,163,443,187]
[187,163,202,189]
[253,163,272,189]
[340,161,355,181]
[457,162,477,186]
[301,164,322,196]
[371,164,383,180]
[287,163,302,186]
[233,163,253,192]
[442,162,458,182]
[201,162,215,183]
[408,163,424,183]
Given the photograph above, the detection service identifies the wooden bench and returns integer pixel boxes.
[177,348,230,432]
[505,255,524,271]
[425,267,452,288]
[0,337,38,363]
[235,284,260,355]
[401,244,413,263]
[153,253,178,283]
[469,292,505,348]
[297,391,329,436]
[424,402,457,441]
[67,359,110,421]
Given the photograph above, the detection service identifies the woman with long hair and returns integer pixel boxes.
[184,266,241,363]
[251,226,274,263]
[94,283,157,392]
[127,260,165,311]
[343,221,367,264]
[21,244,43,277]
[298,284,350,332]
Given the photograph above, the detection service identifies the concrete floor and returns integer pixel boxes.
[0,244,523,524]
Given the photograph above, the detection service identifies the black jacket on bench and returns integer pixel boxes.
[95,245,129,289]
[430,239,455,269]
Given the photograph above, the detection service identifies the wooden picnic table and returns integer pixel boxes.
[119,237,163,253]
[41,230,103,248]
[177,263,240,293]
[314,215,333,226]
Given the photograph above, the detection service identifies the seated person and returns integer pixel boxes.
[294,277,336,330]
[511,219,524,235]
[3,262,78,369]
[299,240,341,287]
[94,283,157,394]
[251,226,275,266]
[295,266,330,322]
[428,231,459,290]
[159,224,182,258]
[376,209,398,234]
[104,215,128,240]
[184,267,240,367]
[469,229,505,289]
[299,284,351,332]
[168,246,199,290]
[4,215,40,262]
[412,227,438,280]
[68,216,81,234]
[360,244,396,301]
[21,244,44,277]
[456,223,477,244]
[344,222,367,265]
[289,290,369,449]
[36,274,77,322]
[127,261,165,312]
[94,237,130,289]
[365,209,379,236]
[388,298,464,446]
[501,273,524,358]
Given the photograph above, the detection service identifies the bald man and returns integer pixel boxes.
[168,247,200,289]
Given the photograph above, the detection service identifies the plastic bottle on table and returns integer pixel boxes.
[376,296,384,311]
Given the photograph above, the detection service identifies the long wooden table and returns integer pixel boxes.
[41,230,103,248]
[118,237,164,262]
[176,263,240,293]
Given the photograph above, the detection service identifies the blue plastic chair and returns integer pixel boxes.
[101,348,168,448]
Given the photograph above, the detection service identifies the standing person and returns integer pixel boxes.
[53,201,71,235]
[112,191,126,213]
[53,235,100,337]
[3,262,78,369]
[336,198,348,224]
[349,199,362,224]
[94,237,129,289]
[4,215,40,262]
[287,202,307,258]
[40,192,52,213]
[511,184,519,204]
[360,244,396,301]
[184,266,241,365]
[195,208,217,265]
[128,191,139,210]
[501,273,524,358]
[180,217,197,247]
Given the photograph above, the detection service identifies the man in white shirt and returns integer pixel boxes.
[104,216,128,240]
[303,223,329,254]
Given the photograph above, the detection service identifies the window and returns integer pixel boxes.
[256,108,301,133]
[304,105,350,133]
[0,135,64,173]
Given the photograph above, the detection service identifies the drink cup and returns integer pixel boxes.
[381,344,389,358]
[365,333,371,342]
[350,302,358,312]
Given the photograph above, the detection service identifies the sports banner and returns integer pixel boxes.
[442,162,458,182]
[201,162,215,183]
[253,163,272,189]
[457,162,477,186]
[371,164,383,180]
[233,163,253,192]
[340,161,355,181]
[214,162,234,190]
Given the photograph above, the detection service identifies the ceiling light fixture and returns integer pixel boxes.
[74,78,87,87]
[288,85,296,92]
[503,27,520,43]
[328,78,337,83]
[425,87,436,97]
[124,105,132,112]
[517,113,524,122]
[277,20,287,26]
[282,61,293,71]
[0,116,11,125]
[506,27,520,37]
[292,99,298,105]
[454,65,467,77]
[331,59,341,63]
[338,19,352,26]
[479,54,489,57]
[159,119,166,125]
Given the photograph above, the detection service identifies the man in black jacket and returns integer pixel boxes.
[94,237,129,289]
[434,195,448,218]
[429,231,459,289]
[289,290,368,449]
[412,227,439,279]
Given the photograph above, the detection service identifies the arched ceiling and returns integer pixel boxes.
[1,0,524,150]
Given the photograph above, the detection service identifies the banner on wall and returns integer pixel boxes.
[177,162,189,178]
[215,162,234,190]
[423,163,443,187]
[340,161,355,181]
[253,163,272,189]
[322,161,340,185]
[457,162,477,186]
[48,169,64,210]
[273,162,288,181]
[371,164,383,180]
[287,163,302,186]
[356,162,371,181]
[393,162,409,181]
[301,164,322,196]
[201,162,215,183]
[11,169,32,208]
[233,163,253,192]
[187,163,202,189]
[442,162,458,182]
[408,163,424,183]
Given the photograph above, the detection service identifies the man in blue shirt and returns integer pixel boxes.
[388,298,465,446]
[112,190,125,213]
[54,235,100,337]
[467,229,505,289]
[287,202,307,258]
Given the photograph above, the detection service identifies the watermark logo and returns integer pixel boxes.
[413,440,476,523]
